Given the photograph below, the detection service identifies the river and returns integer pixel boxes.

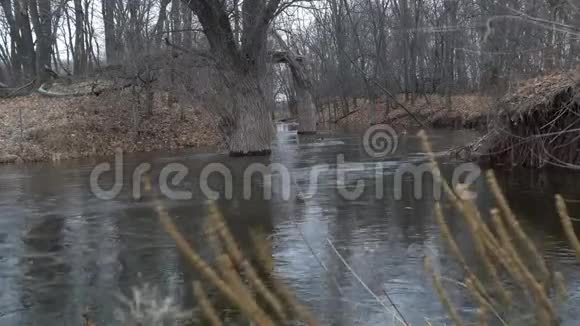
[0,123,579,325]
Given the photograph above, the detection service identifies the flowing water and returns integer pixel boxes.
[1,123,579,325]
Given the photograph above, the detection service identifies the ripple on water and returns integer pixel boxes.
[1,126,580,325]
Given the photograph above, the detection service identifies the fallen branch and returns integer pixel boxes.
[327,239,409,326]
[269,50,305,64]
[333,109,359,123]
[1,80,36,98]
[164,38,215,63]
[36,83,94,97]
[36,81,136,98]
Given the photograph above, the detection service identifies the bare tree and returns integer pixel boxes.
[180,0,306,156]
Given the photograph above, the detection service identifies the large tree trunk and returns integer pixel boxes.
[154,0,171,44]
[29,0,52,81]
[182,4,193,46]
[294,83,317,134]
[227,72,275,156]
[286,58,317,134]
[182,0,282,156]
[270,32,318,134]
[171,0,182,45]
[102,0,117,64]
[73,0,86,75]
[15,0,36,79]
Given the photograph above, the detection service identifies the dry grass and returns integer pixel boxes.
[318,94,493,129]
[0,93,221,163]
[88,134,580,325]
[144,177,317,325]
[475,71,580,168]
[139,133,580,325]
[419,130,580,325]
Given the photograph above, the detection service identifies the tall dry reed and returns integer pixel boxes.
[123,132,580,326]
[418,130,580,326]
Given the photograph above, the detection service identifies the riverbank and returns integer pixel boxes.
[2,123,579,325]
[0,94,222,163]
[473,70,580,168]
[319,94,493,130]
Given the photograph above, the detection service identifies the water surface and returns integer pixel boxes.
[1,124,579,325]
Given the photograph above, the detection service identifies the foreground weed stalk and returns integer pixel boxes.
[556,195,580,261]
[487,171,550,279]
[207,204,289,321]
[418,130,580,326]
[145,176,317,325]
[425,257,464,326]
[156,203,275,325]
[192,282,223,326]
[139,130,580,326]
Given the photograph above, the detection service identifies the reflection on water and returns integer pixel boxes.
[0,123,579,325]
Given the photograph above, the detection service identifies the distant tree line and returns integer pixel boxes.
[0,0,578,155]
[289,0,580,109]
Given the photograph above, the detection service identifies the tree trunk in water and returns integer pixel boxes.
[288,96,298,118]
[227,73,274,156]
[283,54,317,134]
[294,80,317,134]
[270,31,317,134]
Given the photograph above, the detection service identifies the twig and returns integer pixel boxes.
[207,204,289,322]
[5,80,35,98]
[556,195,580,261]
[327,238,409,326]
[287,172,345,296]
[333,109,360,123]
[424,257,464,326]
[146,176,274,326]
[164,37,215,62]
[487,171,550,279]
[18,107,24,154]
[193,282,223,326]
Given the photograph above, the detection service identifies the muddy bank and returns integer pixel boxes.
[319,95,493,130]
[473,71,580,168]
[0,94,222,163]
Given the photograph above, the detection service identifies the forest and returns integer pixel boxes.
[3,2,580,326]
[1,0,579,163]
